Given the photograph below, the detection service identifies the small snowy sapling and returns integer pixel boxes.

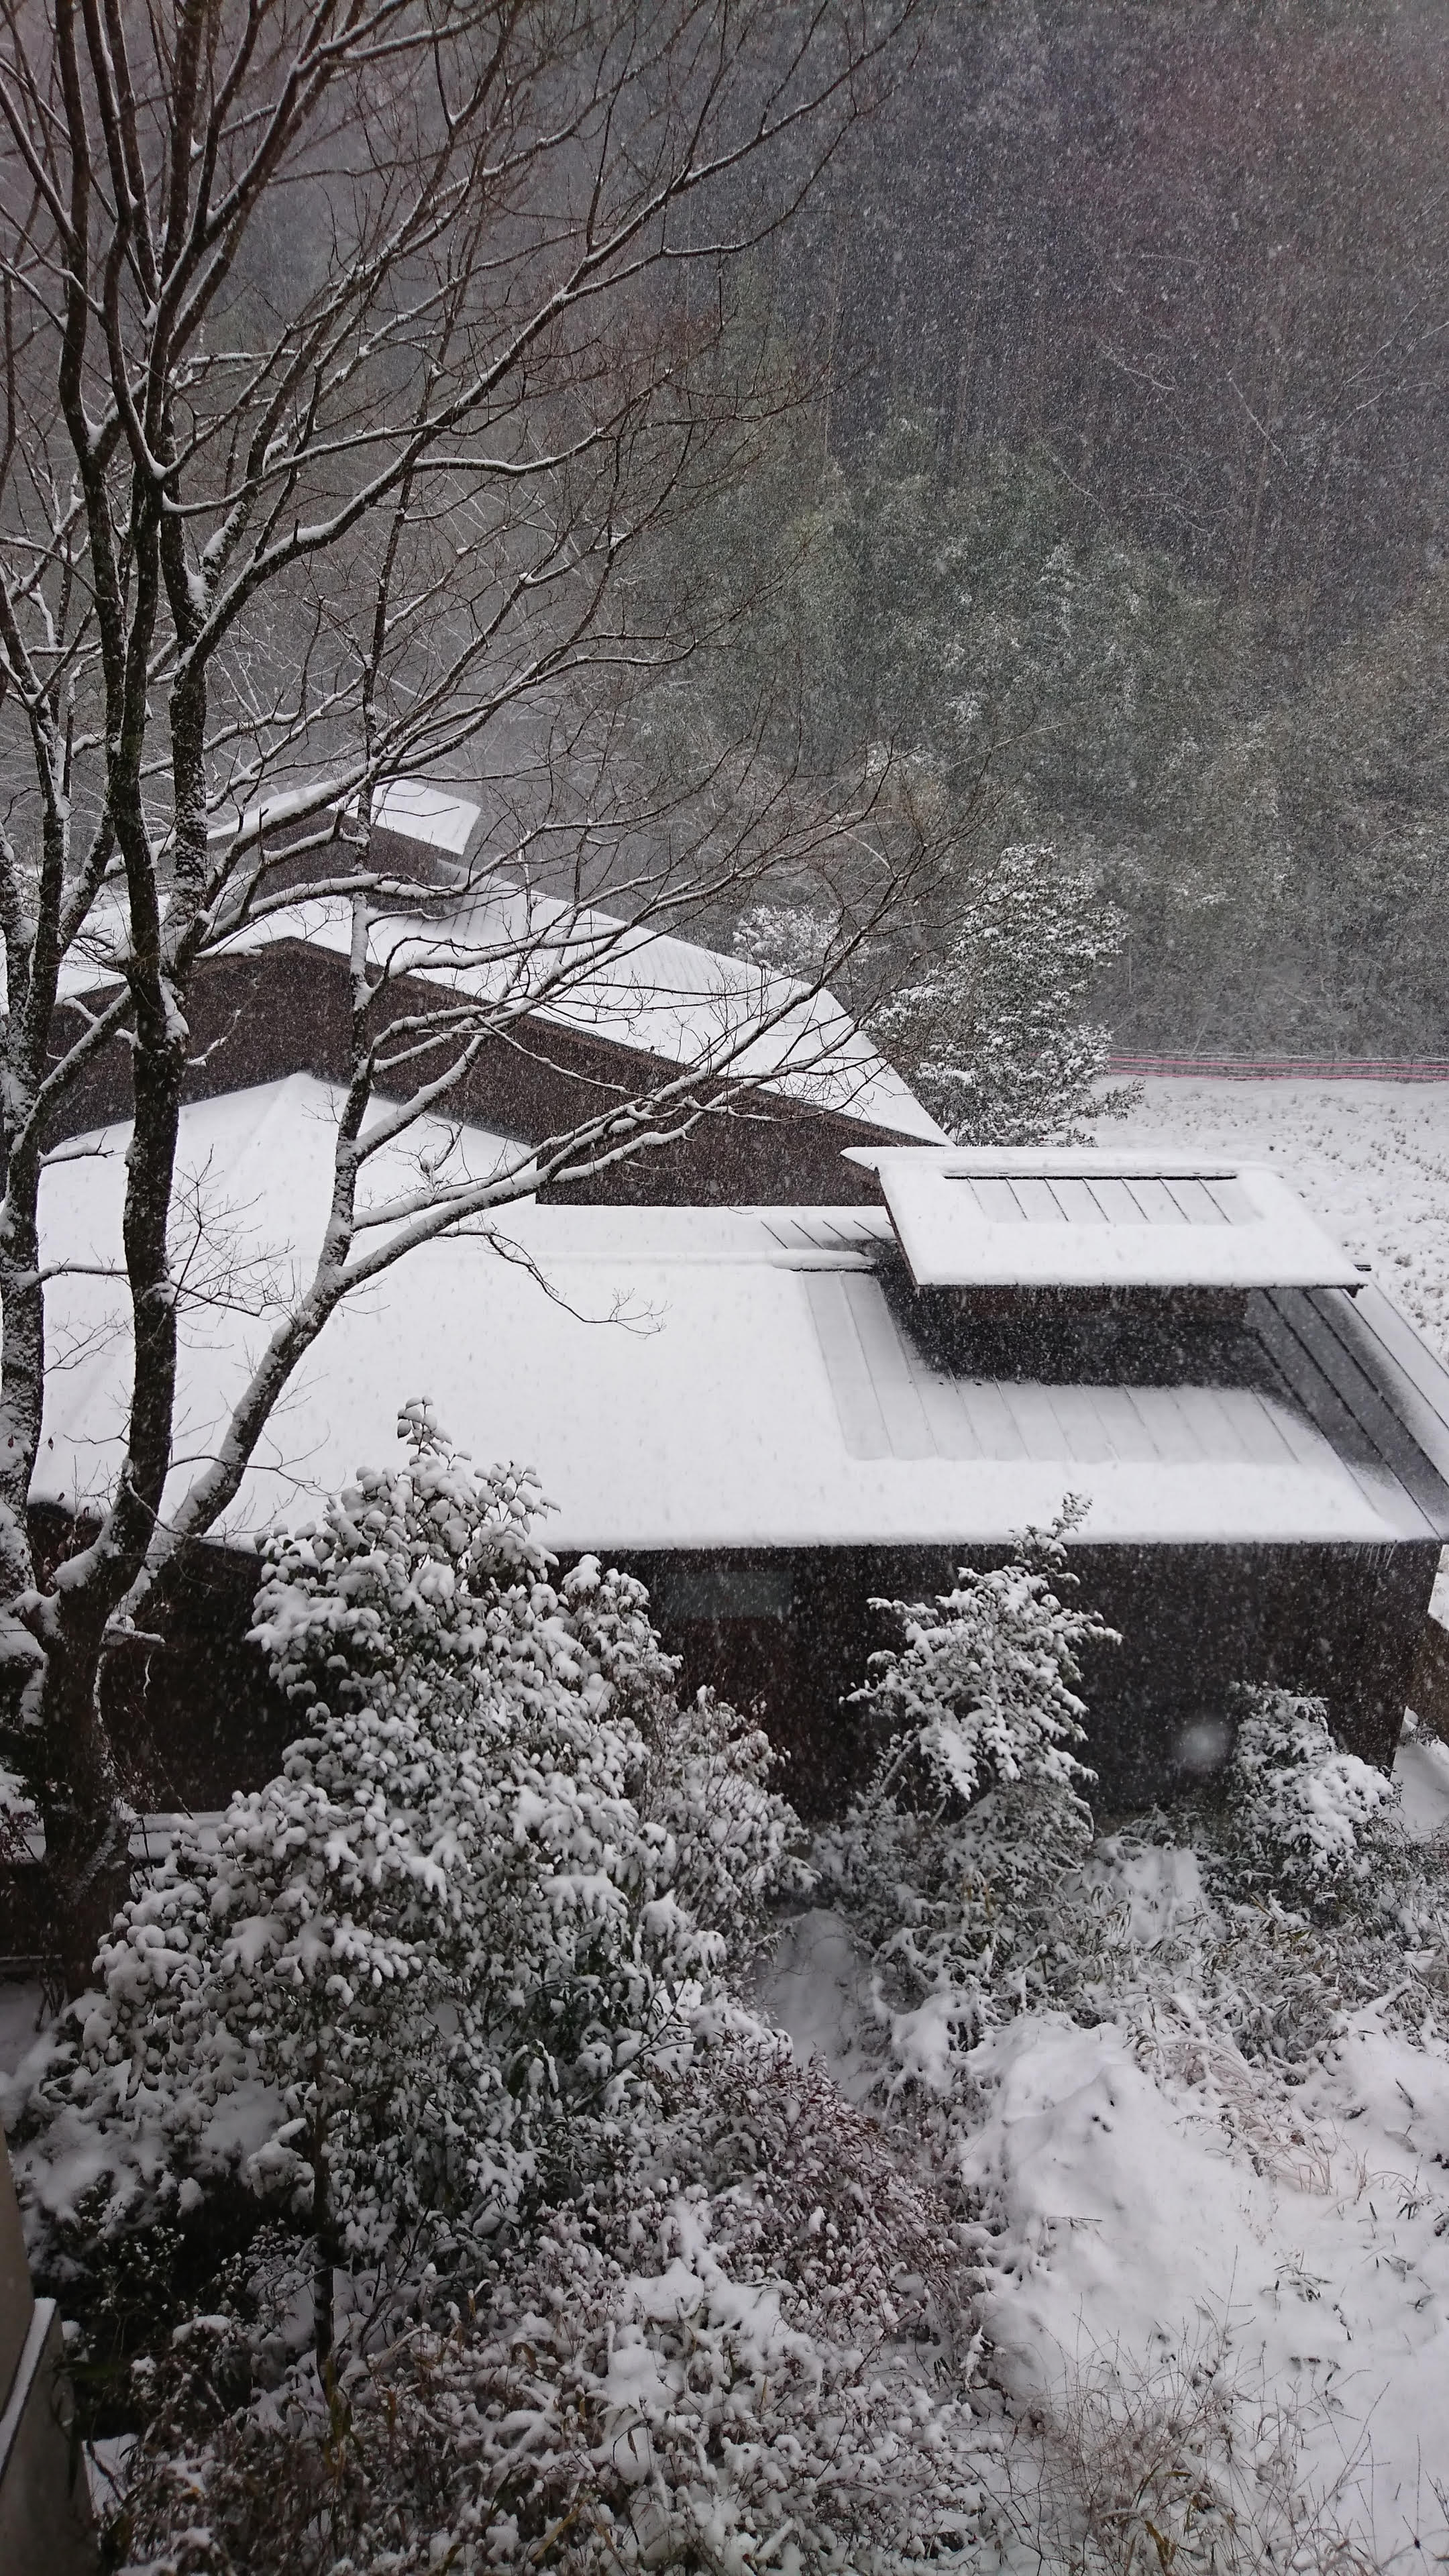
[820,1517,1114,2089]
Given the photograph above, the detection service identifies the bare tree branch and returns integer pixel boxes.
[0,0,925,1987]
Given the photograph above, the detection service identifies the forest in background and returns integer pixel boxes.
[667,0,1449,1057]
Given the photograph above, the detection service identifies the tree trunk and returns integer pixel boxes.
[40,1623,132,1996]
[310,2112,339,2369]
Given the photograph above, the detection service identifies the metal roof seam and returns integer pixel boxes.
[1346,1280,1449,1422]
[1292,1291,1449,1517]
[1299,1287,1449,1509]
[1252,1293,1445,1542]
[792,1259,1443,1545]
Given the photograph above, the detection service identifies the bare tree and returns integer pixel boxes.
[0,0,925,1988]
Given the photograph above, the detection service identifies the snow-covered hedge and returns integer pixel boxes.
[6,1407,800,2300]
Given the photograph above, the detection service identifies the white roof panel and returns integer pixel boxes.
[24,1080,1432,1556]
[847,1146,1362,1291]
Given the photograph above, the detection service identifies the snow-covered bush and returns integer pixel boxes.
[869,843,1139,1146]
[1136,1685,1449,2068]
[818,1523,1114,2099]
[636,1684,811,1957]
[7,1407,798,2335]
[1216,1688,1397,1900]
[733,899,834,981]
[0,1754,35,1868]
[107,2034,986,2576]
[849,1519,1106,1811]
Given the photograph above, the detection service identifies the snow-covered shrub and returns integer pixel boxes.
[0,1754,34,1843]
[998,1696,1443,2075]
[0,1755,36,1887]
[818,1524,1114,2099]
[615,2030,976,2357]
[635,1684,811,1955]
[7,1407,797,2322]
[733,899,834,981]
[1216,1688,1397,1900]
[850,1521,1105,1811]
[107,2033,986,2576]
[869,843,1139,1146]
[1136,1686,1449,2068]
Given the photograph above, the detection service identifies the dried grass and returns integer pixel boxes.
[984,2322,1447,2575]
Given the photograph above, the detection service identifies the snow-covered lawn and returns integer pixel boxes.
[1118,1076,1449,1362]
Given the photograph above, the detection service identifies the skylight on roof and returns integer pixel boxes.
[843,1146,1363,1293]
[949,1170,1254,1227]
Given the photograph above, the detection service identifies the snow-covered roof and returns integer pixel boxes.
[346,779,480,854]
[849,1145,1362,1290]
[30,1079,1449,1556]
[205,777,481,855]
[52,777,942,1144]
[209,885,945,1142]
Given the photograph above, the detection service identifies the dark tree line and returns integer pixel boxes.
[675,0,1449,1057]
[790,0,1449,644]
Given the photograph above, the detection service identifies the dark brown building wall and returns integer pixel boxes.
[3,1527,1429,1951]
[1410,1611,1449,1746]
[635,1536,1436,1813]
[68,1532,1436,1827]
[48,943,900,1205]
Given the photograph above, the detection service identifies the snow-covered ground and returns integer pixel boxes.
[1118,1076,1449,1362]
[764,1825,1449,2567]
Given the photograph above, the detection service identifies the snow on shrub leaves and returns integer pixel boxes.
[109,2036,988,2575]
[848,1510,1108,1811]
[817,1519,1114,2098]
[7,1405,798,2279]
[1219,1686,1396,1896]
